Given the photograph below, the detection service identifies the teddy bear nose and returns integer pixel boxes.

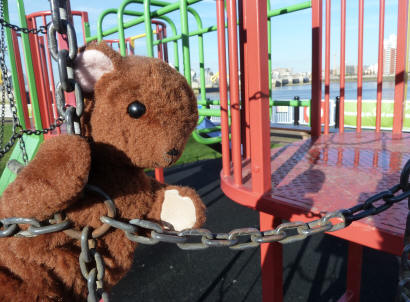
[167,148,180,156]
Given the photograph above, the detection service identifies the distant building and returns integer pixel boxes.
[346,65,357,75]
[365,64,378,75]
[383,34,397,75]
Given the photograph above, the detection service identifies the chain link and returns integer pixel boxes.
[48,0,83,135]
[79,227,109,302]
[0,2,65,162]
[0,18,47,35]
[0,159,408,300]
[0,1,29,163]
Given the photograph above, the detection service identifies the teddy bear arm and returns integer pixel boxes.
[0,135,91,220]
[147,184,206,232]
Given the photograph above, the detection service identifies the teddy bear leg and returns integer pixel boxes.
[148,185,206,231]
[0,270,61,302]
[0,269,24,302]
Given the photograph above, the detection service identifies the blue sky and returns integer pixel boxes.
[7,0,401,73]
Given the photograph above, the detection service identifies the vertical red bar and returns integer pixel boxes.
[38,36,55,134]
[339,0,346,133]
[42,15,61,135]
[156,25,163,59]
[354,149,360,167]
[376,0,385,132]
[311,0,322,138]
[238,0,251,159]
[357,0,364,133]
[216,0,231,178]
[155,168,164,183]
[227,0,242,185]
[27,18,51,131]
[11,32,30,128]
[324,0,331,135]
[155,24,165,183]
[373,151,379,168]
[337,148,343,166]
[393,0,409,134]
[346,242,363,302]
[260,212,283,302]
[244,0,271,195]
[162,26,169,62]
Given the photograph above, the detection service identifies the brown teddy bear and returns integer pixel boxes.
[0,42,206,301]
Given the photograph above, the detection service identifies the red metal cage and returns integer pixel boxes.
[217,0,410,301]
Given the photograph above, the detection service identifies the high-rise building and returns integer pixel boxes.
[383,34,397,75]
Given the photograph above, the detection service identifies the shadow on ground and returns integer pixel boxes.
[111,159,399,302]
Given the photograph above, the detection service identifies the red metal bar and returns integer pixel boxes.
[376,0,385,132]
[156,24,163,59]
[38,36,55,133]
[226,0,242,185]
[354,149,360,167]
[238,0,251,160]
[324,0,331,135]
[244,0,271,195]
[337,148,343,166]
[393,0,409,134]
[373,151,379,168]
[27,18,51,132]
[346,242,363,302]
[161,25,169,62]
[356,0,364,133]
[311,0,322,137]
[339,0,346,133]
[11,32,30,128]
[41,15,60,134]
[260,212,283,302]
[155,168,164,183]
[216,0,230,178]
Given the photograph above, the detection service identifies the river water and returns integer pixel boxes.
[203,80,410,101]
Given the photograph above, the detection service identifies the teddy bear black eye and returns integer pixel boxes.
[127,101,146,119]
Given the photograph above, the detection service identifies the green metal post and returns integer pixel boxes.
[3,0,25,128]
[87,0,201,42]
[143,0,154,57]
[268,1,311,18]
[0,0,43,193]
[187,7,205,103]
[179,0,191,84]
[16,0,43,131]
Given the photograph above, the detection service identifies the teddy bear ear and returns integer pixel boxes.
[74,48,115,94]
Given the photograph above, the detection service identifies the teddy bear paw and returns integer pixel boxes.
[160,189,197,231]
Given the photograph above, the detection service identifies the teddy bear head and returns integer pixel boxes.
[74,42,198,168]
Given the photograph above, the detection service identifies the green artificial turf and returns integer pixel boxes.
[176,136,221,165]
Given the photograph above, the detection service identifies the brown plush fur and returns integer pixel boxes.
[0,42,206,301]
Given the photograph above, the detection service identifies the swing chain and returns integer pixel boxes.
[0,1,28,163]
[79,227,109,302]
[47,0,83,135]
[0,18,47,35]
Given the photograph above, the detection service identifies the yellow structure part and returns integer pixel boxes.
[129,30,157,48]
[210,71,219,83]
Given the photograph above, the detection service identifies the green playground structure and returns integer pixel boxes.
[0,0,313,192]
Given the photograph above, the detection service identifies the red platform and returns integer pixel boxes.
[223,132,410,255]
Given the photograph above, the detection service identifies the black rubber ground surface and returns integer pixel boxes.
[111,159,399,302]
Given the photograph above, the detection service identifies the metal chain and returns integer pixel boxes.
[0,18,47,35]
[0,160,408,300]
[0,1,29,164]
[79,227,109,302]
[48,0,83,135]
[0,2,65,162]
